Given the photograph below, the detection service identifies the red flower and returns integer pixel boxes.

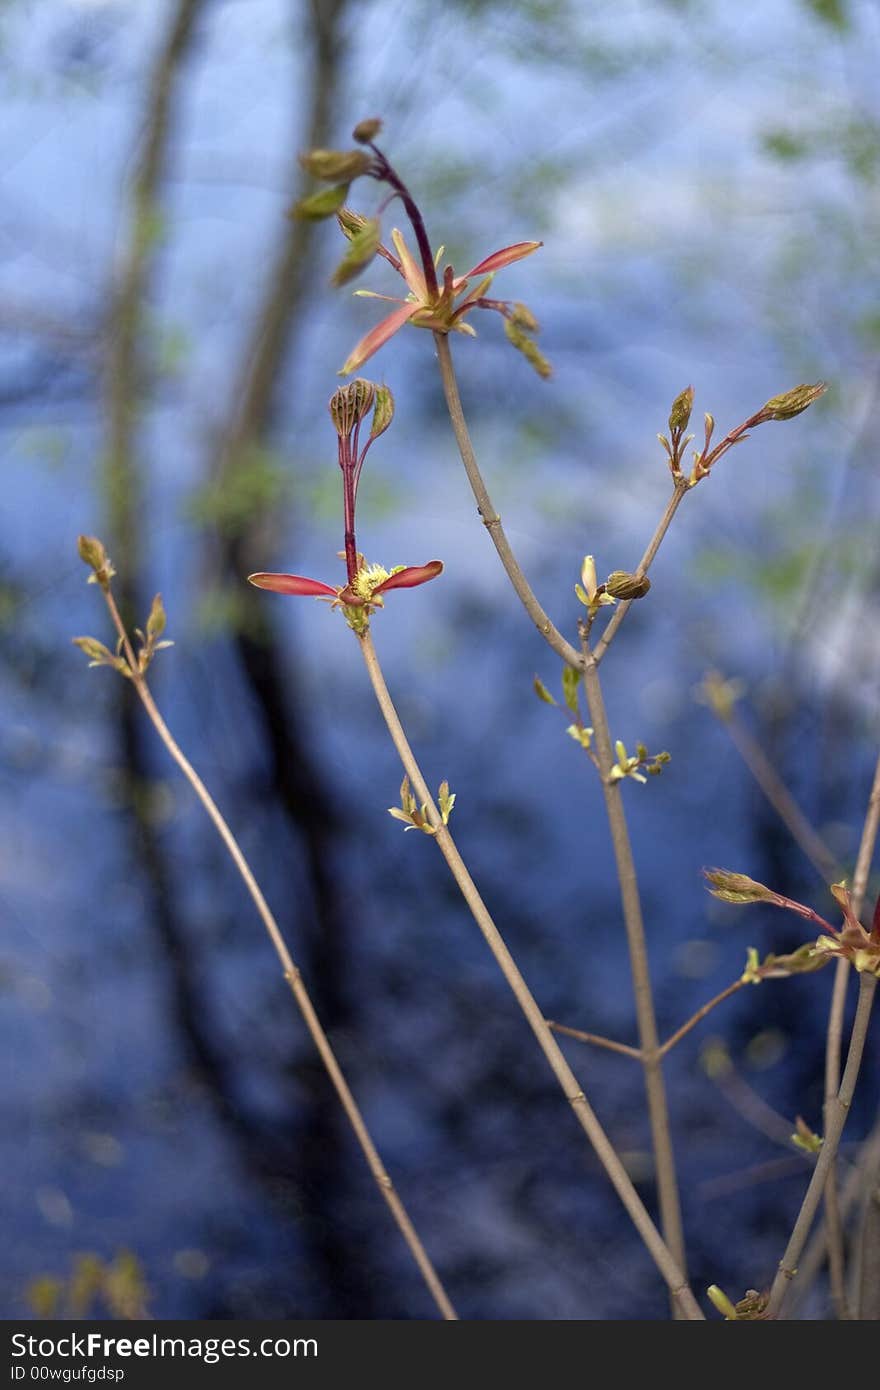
[248,560,443,626]
[341,228,542,375]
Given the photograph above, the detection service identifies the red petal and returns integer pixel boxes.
[340,302,420,376]
[464,241,542,278]
[248,572,338,597]
[372,561,444,594]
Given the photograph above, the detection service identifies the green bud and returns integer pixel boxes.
[760,381,826,421]
[509,302,539,333]
[72,636,129,676]
[331,216,380,287]
[352,118,383,144]
[565,723,593,750]
[369,384,395,440]
[146,593,166,640]
[792,1116,823,1154]
[72,636,113,664]
[329,379,376,436]
[668,385,694,434]
[533,676,557,706]
[298,148,372,182]
[503,318,552,379]
[292,183,350,221]
[561,664,581,715]
[604,571,651,601]
[438,780,456,825]
[337,207,369,240]
[703,868,778,905]
[707,1285,739,1321]
[77,534,116,589]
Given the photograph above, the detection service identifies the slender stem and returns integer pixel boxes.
[767,973,876,1317]
[817,752,880,1317]
[823,959,852,1318]
[855,1145,880,1319]
[433,333,582,668]
[724,710,840,883]
[580,645,687,1285]
[546,1022,642,1061]
[550,978,745,1063]
[99,588,456,1321]
[787,1107,880,1315]
[371,149,439,298]
[712,1054,809,1151]
[659,981,745,1058]
[358,627,703,1319]
[592,482,689,664]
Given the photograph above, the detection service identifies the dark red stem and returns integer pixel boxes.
[370,146,439,298]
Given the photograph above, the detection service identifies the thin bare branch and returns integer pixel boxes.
[358,627,703,1319]
[580,642,687,1287]
[433,333,582,668]
[592,483,688,663]
[95,589,457,1322]
[546,1021,642,1061]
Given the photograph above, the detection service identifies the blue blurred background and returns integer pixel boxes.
[2,0,879,1320]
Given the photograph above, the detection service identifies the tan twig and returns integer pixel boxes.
[358,627,703,1319]
[580,642,687,1288]
[723,709,840,884]
[433,333,582,669]
[659,981,745,1058]
[817,752,880,1318]
[767,973,876,1318]
[433,332,688,1296]
[592,483,689,663]
[787,1110,880,1315]
[546,1022,642,1061]
[96,587,457,1322]
[767,747,880,1318]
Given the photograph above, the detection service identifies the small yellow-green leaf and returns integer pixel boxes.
[331,217,380,287]
[299,148,372,182]
[533,676,557,706]
[146,593,166,640]
[292,183,350,221]
[561,665,581,715]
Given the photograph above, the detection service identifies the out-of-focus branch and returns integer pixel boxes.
[90,580,456,1322]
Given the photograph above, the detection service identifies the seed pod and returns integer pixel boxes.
[329,379,376,436]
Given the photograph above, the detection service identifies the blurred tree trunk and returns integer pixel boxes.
[206,0,384,1315]
[100,0,373,1316]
